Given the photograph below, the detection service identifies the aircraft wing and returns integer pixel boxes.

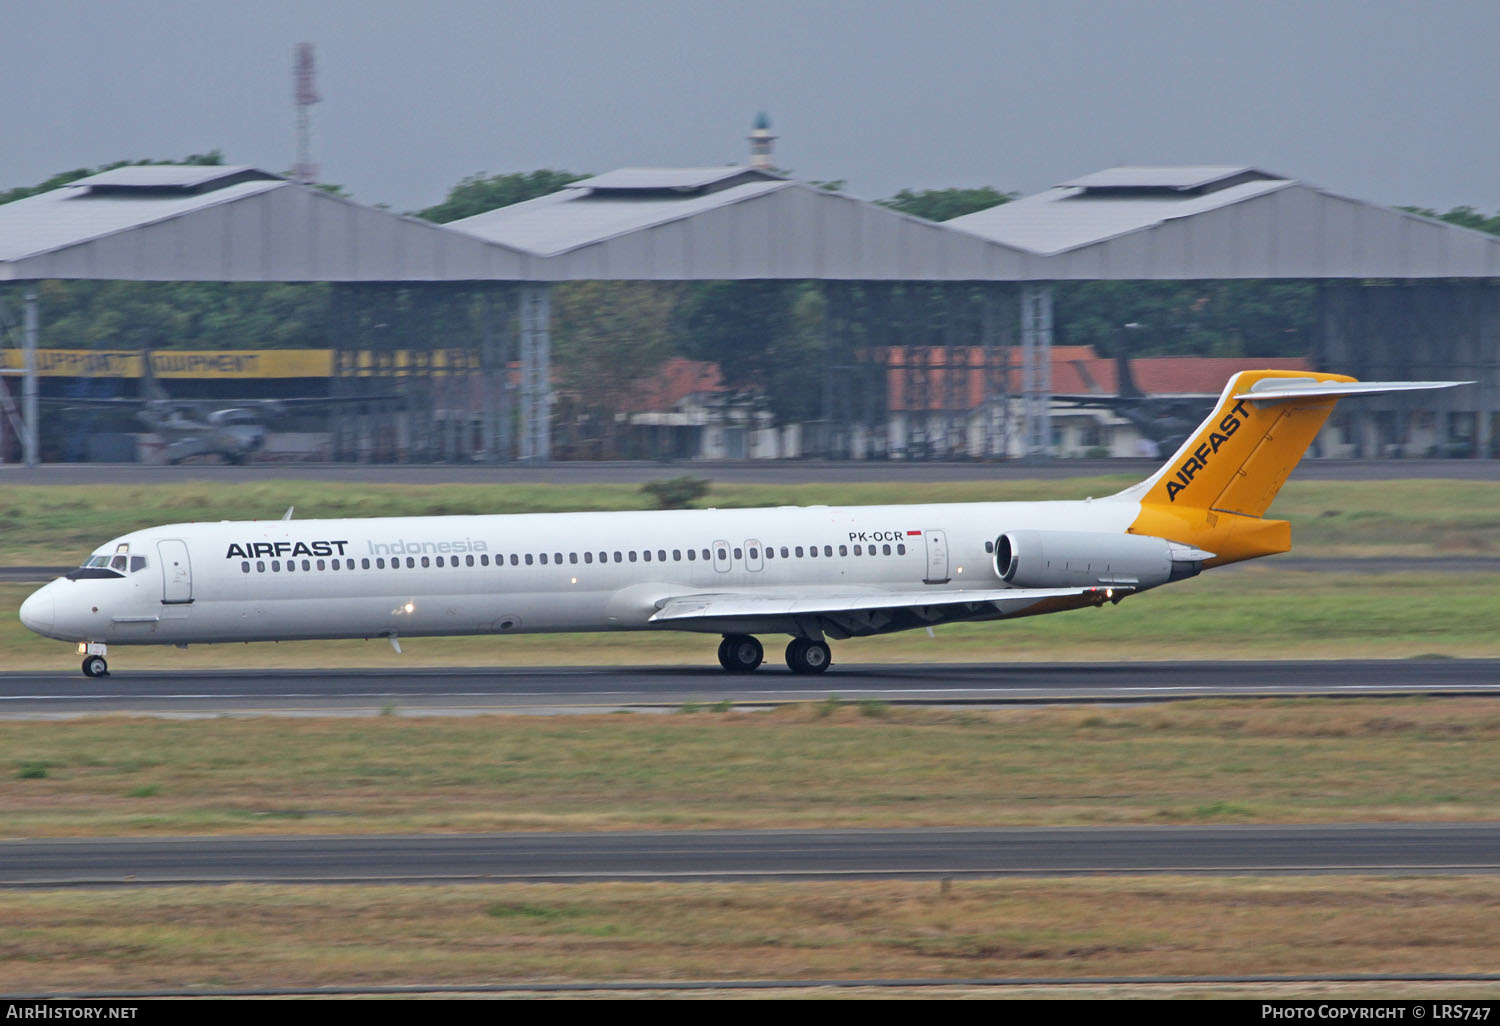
[649,585,1123,628]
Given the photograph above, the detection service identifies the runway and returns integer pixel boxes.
[5,823,1499,887]
[2,659,1498,717]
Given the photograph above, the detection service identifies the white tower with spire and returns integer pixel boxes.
[748,111,776,170]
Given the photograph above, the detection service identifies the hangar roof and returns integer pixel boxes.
[446,166,1035,280]
[0,166,537,282]
[949,165,1500,279]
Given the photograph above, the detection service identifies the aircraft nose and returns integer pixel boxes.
[19,589,54,635]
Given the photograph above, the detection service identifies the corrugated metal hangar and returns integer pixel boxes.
[1,162,1495,463]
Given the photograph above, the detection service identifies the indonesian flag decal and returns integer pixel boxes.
[907,530,922,536]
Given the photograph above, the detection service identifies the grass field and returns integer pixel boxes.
[6,699,1499,838]
[6,568,1497,671]
[3,474,1497,995]
[5,876,1500,994]
[2,477,1498,565]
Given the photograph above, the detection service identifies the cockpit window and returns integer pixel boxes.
[110,555,128,572]
[130,556,148,573]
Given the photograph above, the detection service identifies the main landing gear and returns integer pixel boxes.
[716,634,832,675]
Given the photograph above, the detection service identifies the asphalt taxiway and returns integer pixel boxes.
[2,659,1497,717]
[5,823,1499,887]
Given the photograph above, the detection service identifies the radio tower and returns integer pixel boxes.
[293,43,320,184]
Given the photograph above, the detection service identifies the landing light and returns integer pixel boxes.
[570,577,578,584]
[403,602,415,614]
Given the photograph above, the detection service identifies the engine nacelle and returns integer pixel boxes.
[994,530,1208,590]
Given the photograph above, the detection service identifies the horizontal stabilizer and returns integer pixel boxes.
[1233,378,1472,402]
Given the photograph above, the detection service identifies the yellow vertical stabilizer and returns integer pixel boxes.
[1118,369,1355,566]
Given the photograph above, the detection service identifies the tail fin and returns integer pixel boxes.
[1114,369,1470,564]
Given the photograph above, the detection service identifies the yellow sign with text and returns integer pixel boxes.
[0,349,481,378]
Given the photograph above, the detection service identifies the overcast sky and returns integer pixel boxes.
[4,0,1497,215]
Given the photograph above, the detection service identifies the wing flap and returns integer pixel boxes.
[649,586,1120,625]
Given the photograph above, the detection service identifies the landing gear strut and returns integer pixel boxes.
[717,634,764,673]
[82,655,109,678]
[785,638,832,675]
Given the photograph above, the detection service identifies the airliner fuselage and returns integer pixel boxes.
[19,370,1469,678]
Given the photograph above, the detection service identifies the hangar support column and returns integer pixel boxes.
[519,285,551,463]
[1020,283,1053,461]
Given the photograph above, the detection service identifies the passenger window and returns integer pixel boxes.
[554,553,562,564]
[897,544,906,555]
[984,540,994,553]
[629,551,638,562]
[525,554,534,566]
[716,548,727,561]
[510,554,519,566]
[318,559,327,571]
[687,549,696,561]
[854,545,863,556]
[642,550,652,562]
[673,550,681,561]
[467,555,475,567]
[823,545,832,557]
[795,546,804,557]
[584,552,593,564]
[242,561,250,574]
[614,552,623,563]
[657,550,666,562]
[569,553,577,564]
[781,547,789,558]
[287,561,296,572]
[751,548,760,559]
[256,561,265,573]
[362,558,371,569]
[406,557,415,568]
[272,560,281,572]
[701,549,710,561]
[838,545,847,556]
[808,547,817,558]
[481,555,490,566]
[733,547,743,560]
[436,556,444,568]
[882,544,891,555]
[539,553,548,565]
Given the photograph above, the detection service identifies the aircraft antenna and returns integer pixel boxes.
[293,43,321,185]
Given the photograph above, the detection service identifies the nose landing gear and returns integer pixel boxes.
[82,655,109,677]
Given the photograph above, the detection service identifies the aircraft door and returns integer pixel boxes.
[712,540,732,573]
[923,529,950,584]
[158,539,194,603]
[745,539,764,573]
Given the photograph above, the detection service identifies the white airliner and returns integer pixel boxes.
[20,370,1466,678]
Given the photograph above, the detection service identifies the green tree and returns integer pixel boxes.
[674,281,826,423]
[1053,281,1317,359]
[551,281,682,457]
[1,151,225,207]
[415,170,587,223]
[1401,205,1500,236]
[877,186,1014,222]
